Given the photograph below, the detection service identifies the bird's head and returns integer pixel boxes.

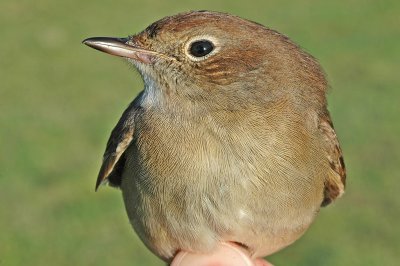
[83,11,326,111]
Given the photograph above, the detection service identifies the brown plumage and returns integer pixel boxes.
[83,11,346,262]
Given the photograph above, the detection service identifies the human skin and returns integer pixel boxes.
[171,242,273,266]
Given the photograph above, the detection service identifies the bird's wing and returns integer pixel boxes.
[95,102,138,191]
[319,111,346,206]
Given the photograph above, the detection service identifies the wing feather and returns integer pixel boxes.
[95,102,138,191]
[319,111,346,206]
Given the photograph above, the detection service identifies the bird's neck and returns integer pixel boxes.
[138,75,210,119]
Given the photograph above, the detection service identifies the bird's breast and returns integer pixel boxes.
[121,108,326,259]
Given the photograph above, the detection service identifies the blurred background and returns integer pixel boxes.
[1,0,399,265]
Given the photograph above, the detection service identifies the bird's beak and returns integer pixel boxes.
[82,37,156,64]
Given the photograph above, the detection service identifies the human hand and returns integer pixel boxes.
[171,242,273,266]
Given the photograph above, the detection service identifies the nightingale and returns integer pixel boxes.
[83,11,346,262]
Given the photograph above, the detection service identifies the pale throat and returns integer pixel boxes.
[137,71,204,118]
[137,72,166,109]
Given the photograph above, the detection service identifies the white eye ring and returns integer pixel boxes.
[184,35,220,61]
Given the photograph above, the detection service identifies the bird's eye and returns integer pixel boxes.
[189,40,214,57]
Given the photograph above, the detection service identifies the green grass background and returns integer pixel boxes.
[1,0,399,265]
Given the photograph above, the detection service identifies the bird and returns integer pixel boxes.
[83,10,346,263]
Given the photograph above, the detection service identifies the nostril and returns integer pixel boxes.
[116,37,130,43]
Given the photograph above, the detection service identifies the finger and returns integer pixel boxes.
[170,242,271,266]
[254,258,274,266]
